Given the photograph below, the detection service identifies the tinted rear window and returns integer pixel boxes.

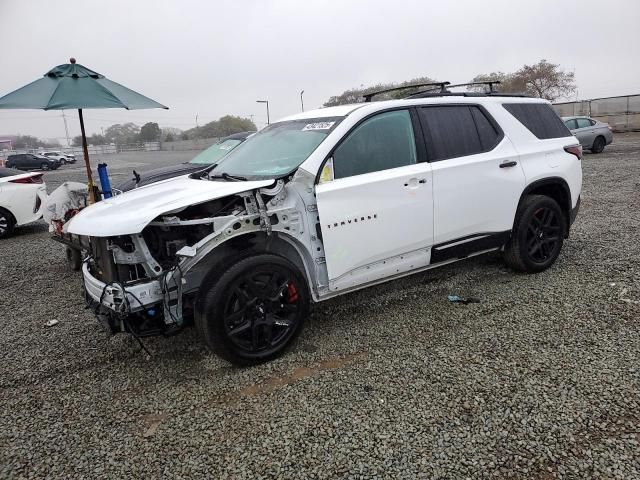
[418,105,501,161]
[503,103,571,139]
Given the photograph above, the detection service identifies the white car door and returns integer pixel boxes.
[316,109,434,292]
[417,105,525,262]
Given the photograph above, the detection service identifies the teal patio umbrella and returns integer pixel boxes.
[0,58,168,202]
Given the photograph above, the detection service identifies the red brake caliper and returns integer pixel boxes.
[287,283,299,303]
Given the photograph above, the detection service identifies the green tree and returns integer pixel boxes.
[324,76,436,106]
[87,134,106,145]
[13,135,44,149]
[180,131,189,141]
[161,127,182,141]
[72,134,105,146]
[184,115,257,139]
[104,122,140,144]
[140,122,161,142]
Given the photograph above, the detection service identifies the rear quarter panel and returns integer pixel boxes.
[491,102,582,208]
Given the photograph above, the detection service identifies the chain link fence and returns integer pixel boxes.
[554,94,640,132]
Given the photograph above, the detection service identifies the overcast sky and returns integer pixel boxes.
[1,0,638,141]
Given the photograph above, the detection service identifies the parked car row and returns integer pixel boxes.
[3,151,76,171]
[6,153,61,170]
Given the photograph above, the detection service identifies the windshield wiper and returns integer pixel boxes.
[207,172,247,182]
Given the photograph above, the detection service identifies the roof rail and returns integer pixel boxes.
[363,82,450,102]
[404,80,502,99]
[445,81,502,93]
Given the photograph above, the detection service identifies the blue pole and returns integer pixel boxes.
[97,163,113,199]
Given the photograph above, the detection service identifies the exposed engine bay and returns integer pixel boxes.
[81,174,328,337]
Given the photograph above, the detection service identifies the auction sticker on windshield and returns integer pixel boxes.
[302,121,335,131]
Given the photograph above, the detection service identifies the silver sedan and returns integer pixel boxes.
[563,116,613,154]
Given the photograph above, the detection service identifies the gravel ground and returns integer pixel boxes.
[1,136,639,479]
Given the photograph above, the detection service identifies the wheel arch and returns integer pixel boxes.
[191,231,318,308]
[518,177,572,236]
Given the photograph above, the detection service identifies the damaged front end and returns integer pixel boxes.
[76,175,322,337]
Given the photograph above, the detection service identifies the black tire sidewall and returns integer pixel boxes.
[41,163,49,170]
[592,137,605,153]
[0,209,15,239]
[513,196,565,272]
[198,254,310,366]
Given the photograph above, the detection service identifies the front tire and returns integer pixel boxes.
[41,162,49,171]
[0,208,15,239]
[504,195,565,273]
[197,254,309,366]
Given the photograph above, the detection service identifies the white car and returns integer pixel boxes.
[42,151,70,164]
[0,168,48,238]
[67,86,582,365]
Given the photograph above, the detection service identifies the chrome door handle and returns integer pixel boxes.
[499,161,518,168]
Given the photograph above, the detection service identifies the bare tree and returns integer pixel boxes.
[514,59,576,101]
[470,60,576,101]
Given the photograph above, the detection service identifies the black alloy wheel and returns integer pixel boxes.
[41,162,49,170]
[198,254,309,365]
[504,195,565,273]
[524,206,562,264]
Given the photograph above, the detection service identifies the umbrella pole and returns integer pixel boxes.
[78,108,97,204]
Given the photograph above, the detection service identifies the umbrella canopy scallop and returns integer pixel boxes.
[0,60,168,110]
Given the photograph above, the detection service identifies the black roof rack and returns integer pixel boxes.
[403,81,500,99]
[446,81,502,93]
[404,80,530,99]
[363,82,450,102]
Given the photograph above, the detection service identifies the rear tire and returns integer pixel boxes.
[0,208,15,239]
[197,254,309,366]
[504,195,565,273]
[591,136,605,154]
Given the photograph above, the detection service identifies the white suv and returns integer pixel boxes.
[67,89,582,365]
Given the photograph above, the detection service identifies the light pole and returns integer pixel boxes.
[256,100,270,125]
[300,90,305,112]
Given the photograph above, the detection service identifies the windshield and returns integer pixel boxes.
[189,138,244,164]
[209,117,342,179]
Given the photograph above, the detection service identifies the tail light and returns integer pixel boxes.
[10,174,44,184]
[564,144,582,160]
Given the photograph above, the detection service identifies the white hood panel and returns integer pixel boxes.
[66,176,274,236]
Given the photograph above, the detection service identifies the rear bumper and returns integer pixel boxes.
[570,195,581,225]
[82,263,163,313]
